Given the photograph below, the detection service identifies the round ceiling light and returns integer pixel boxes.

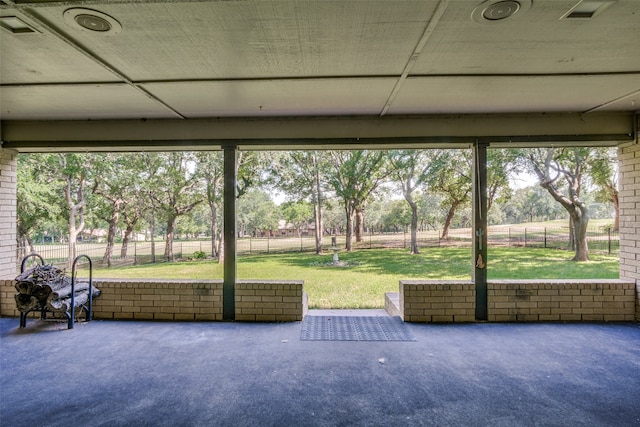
[74,14,112,32]
[483,1,521,20]
[63,8,122,35]
[471,0,532,24]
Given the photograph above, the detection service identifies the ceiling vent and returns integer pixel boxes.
[472,0,532,24]
[0,16,39,34]
[63,8,121,35]
[560,0,616,19]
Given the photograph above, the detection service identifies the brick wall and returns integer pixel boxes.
[488,280,635,322]
[0,150,17,280]
[1,279,305,322]
[399,280,475,322]
[618,141,640,321]
[92,279,223,321]
[235,280,306,321]
[397,279,635,323]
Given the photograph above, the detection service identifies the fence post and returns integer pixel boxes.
[544,227,547,249]
[370,229,372,249]
[300,234,303,252]
[608,228,611,254]
[524,228,527,248]
[403,230,406,249]
[267,234,270,254]
[134,241,137,265]
[509,228,511,246]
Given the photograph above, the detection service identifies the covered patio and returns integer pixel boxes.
[1,1,639,323]
[1,315,639,426]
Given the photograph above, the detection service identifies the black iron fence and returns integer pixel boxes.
[19,225,618,268]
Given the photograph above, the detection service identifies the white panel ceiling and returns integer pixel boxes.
[0,84,177,120]
[144,78,397,117]
[391,74,640,114]
[0,0,639,140]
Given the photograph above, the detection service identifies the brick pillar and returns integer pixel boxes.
[618,138,640,321]
[0,149,17,280]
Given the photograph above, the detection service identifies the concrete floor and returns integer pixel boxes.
[1,315,639,426]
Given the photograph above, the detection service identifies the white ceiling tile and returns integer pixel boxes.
[0,84,177,120]
[144,78,396,117]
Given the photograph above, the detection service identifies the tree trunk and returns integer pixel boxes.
[150,211,156,263]
[355,207,365,242]
[568,217,576,251]
[441,201,459,240]
[612,190,619,232]
[218,234,224,264]
[164,215,177,261]
[102,212,119,267]
[26,235,35,255]
[345,201,355,251]
[209,201,219,258]
[121,224,135,258]
[68,229,79,269]
[65,175,85,269]
[313,196,323,255]
[570,211,590,261]
[406,196,419,254]
[314,160,324,255]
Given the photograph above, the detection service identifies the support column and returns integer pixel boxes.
[0,149,17,280]
[473,142,488,320]
[223,146,237,320]
[618,117,639,321]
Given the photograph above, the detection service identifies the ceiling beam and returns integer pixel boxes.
[1,112,635,152]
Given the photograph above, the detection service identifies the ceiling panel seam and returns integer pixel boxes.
[379,0,449,117]
[584,88,640,114]
[3,71,640,88]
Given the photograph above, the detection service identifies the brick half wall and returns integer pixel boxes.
[488,280,636,322]
[1,279,305,322]
[400,280,476,323]
[398,279,636,323]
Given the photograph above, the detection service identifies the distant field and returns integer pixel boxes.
[27,218,618,266]
[90,247,619,309]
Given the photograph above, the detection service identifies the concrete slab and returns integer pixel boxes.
[1,317,639,426]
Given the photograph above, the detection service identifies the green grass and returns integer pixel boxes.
[91,247,619,309]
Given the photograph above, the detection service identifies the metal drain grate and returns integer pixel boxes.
[300,316,416,342]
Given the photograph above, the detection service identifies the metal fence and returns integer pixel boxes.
[19,225,618,268]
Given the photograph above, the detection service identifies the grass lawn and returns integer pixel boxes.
[91,247,619,309]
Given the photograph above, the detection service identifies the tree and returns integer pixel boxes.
[16,154,60,258]
[119,197,143,259]
[526,147,592,261]
[426,150,472,240]
[92,153,144,267]
[195,152,225,259]
[412,191,445,232]
[236,190,280,237]
[381,200,412,233]
[281,201,314,237]
[590,147,619,231]
[500,185,564,224]
[487,149,523,210]
[144,152,203,261]
[323,198,346,235]
[327,150,390,251]
[390,149,442,254]
[268,151,329,254]
[44,153,92,268]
